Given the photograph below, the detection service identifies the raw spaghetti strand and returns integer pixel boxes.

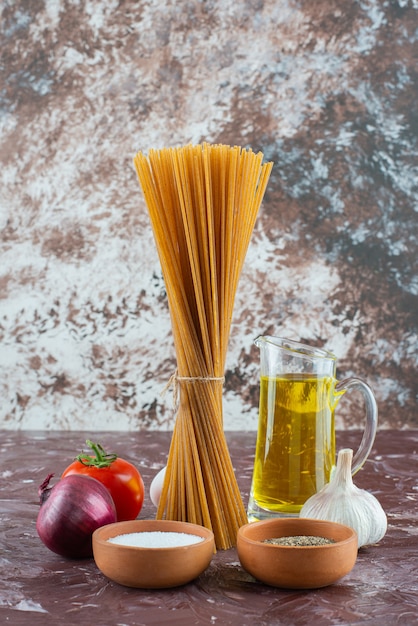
[134,143,272,549]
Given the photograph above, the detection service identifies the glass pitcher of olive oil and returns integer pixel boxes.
[247,336,378,521]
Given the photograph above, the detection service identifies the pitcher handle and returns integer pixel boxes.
[335,377,378,475]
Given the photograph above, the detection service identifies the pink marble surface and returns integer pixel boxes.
[0,0,417,430]
[1,429,417,624]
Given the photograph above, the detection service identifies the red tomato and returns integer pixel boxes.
[62,440,144,522]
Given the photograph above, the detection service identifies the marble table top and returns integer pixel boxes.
[0,428,417,625]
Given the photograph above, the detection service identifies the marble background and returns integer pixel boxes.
[1,0,417,431]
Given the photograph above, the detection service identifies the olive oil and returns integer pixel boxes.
[249,375,336,517]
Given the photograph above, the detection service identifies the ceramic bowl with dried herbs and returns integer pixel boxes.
[237,517,358,589]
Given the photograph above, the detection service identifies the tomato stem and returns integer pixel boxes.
[76,440,118,468]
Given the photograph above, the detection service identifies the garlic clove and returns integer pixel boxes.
[150,466,167,507]
[300,448,387,548]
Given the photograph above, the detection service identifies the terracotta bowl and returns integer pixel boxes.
[237,518,358,589]
[92,519,214,588]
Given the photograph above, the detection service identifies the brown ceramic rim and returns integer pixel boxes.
[93,519,215,551]
[238,518,357,548]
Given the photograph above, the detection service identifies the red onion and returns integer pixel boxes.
[36,473,117,558]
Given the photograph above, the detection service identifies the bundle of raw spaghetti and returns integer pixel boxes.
[134,143,273,549]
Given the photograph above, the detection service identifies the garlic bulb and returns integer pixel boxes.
[150,466,166,507]
[300,448,387,548]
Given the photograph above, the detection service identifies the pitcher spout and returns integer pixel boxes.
[254,335,267,349]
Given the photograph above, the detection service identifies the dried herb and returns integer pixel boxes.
[263,535,336,546]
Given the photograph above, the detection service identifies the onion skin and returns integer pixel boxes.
[36,473,117,559]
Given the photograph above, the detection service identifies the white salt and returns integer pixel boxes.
[108,531,204,548]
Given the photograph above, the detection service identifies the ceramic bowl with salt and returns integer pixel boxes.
[237,517,358,589]
[92,519,214,588]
